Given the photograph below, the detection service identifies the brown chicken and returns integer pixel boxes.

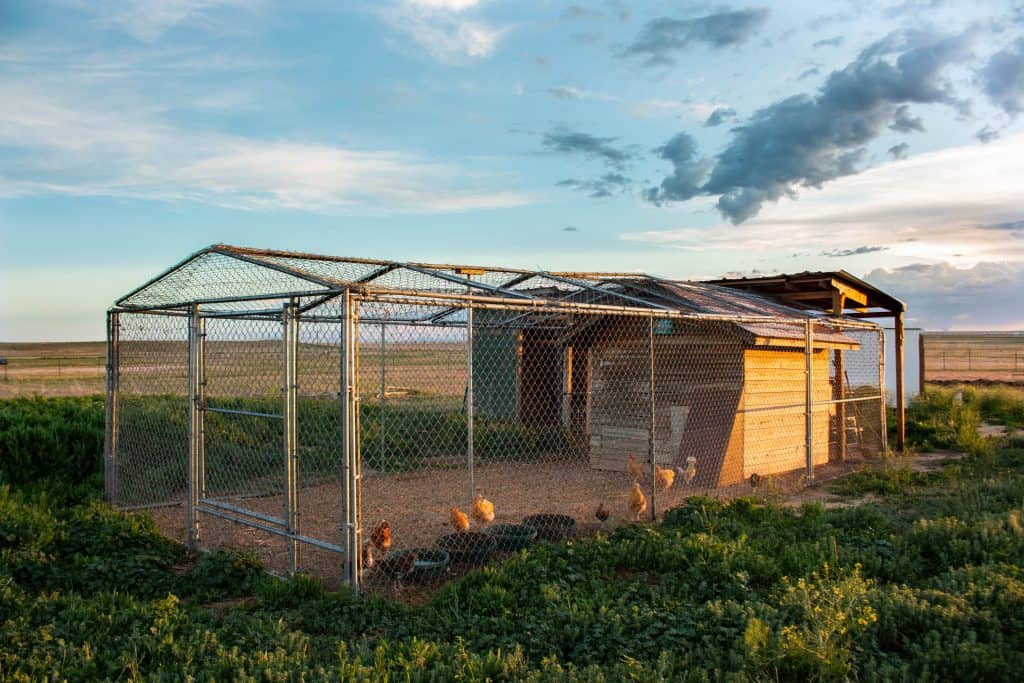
[471,494,495,524]
[361,542,375,570]
[677,456,698,486]
[749,473,763,489]
[627,482,647,521]
[595,503,610,524]
[378,552,419,580]
[655,465,676,491]
[627,453,644,480]
[370,520,392,554]
[450,506,471,532]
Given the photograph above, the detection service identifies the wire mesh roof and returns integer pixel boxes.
[113,245,876,335]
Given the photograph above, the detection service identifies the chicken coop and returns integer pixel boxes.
[105,245,890,590]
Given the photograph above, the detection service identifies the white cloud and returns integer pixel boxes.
[548,86,618,102]
[627,99,725,121]
[622,135,1024,266]
[385,0,507,62]
[0,80,531,214]
[80,0,256,42]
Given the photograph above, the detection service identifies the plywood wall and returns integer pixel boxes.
[740,348,831,478]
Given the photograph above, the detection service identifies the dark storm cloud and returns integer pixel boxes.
[644,28,978,223]
[822,245,888,257]
[813,36,843,48]
[704,106,737,127]
[978,218,1024,230]
[557,172,631,198]
[622,8,769,67]
[542,127,635,169]
[978,38,1024,117]
[888,142,910,159]
[889,104,925,132]
[976,124,1000,143]
[642,133,713,204]
[798,66,822,80]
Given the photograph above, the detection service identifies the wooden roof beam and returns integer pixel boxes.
[830,279,869,306]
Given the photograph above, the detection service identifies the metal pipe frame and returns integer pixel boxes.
[804,318,815,485]
[187,304,204,549]
[466,298,475,501]
[340,290,362,589]
[283,300,300,574]
[204,406,284,420]
[647,316,657,521]
[104,311,120,503]
[880,328,889,453]
[201,497,287,527]
[379,323,387,466]
[195,505,345,554]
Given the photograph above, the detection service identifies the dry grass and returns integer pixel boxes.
[923,335,1024,384]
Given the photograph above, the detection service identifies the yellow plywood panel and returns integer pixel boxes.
[741,348,831,478]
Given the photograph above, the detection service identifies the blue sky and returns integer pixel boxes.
[2,0,1023,340]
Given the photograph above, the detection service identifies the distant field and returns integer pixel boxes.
[921,332,1024,385]
[0,342,107,397]
[0,340,467,399]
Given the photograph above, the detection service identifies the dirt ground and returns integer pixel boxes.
[147,453,880,591]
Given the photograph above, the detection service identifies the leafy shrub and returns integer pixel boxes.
[0,397,105,502]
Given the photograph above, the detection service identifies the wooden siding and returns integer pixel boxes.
[741,348,831,478]
[588,334,745,488]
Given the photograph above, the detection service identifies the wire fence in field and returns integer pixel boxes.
[919,332,1024,386]
[109,298,886,591]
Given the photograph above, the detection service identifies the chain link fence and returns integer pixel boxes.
[108,294,885,591]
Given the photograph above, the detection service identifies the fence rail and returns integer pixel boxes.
[919,332,1024,388]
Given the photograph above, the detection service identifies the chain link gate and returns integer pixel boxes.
[105,246,894,592]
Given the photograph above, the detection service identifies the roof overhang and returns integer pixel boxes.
[706,271,905,318]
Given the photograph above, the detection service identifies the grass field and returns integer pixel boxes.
[2,388,1024,678]
[0,340,469,400]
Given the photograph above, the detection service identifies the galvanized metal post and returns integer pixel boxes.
[187,304,203,550]
[340,290,362,589]
[379,322,386,463]
[880,328,889,453]
[104,311,120,503]
[283,300,299,573]
[648,315,657,520]
[197,315,206,502]
[804,318,814,485]
[466,298,475,501]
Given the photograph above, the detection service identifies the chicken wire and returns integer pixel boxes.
[107,292,886,590]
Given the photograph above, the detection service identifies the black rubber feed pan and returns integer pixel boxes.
[522,514,576,541]
[378,548,450,583]
[485,523,538,552]
[435,532,498,565]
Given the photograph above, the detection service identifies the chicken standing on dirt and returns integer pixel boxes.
[627,453,644,481]
[678,456,697,486]
[370,520,391,554]
[655,465,675,491]
[450,507,470,532]
[595,503,610,525]
[627,482,647,521]
[471,494,495,524]
[361,542,375,570]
